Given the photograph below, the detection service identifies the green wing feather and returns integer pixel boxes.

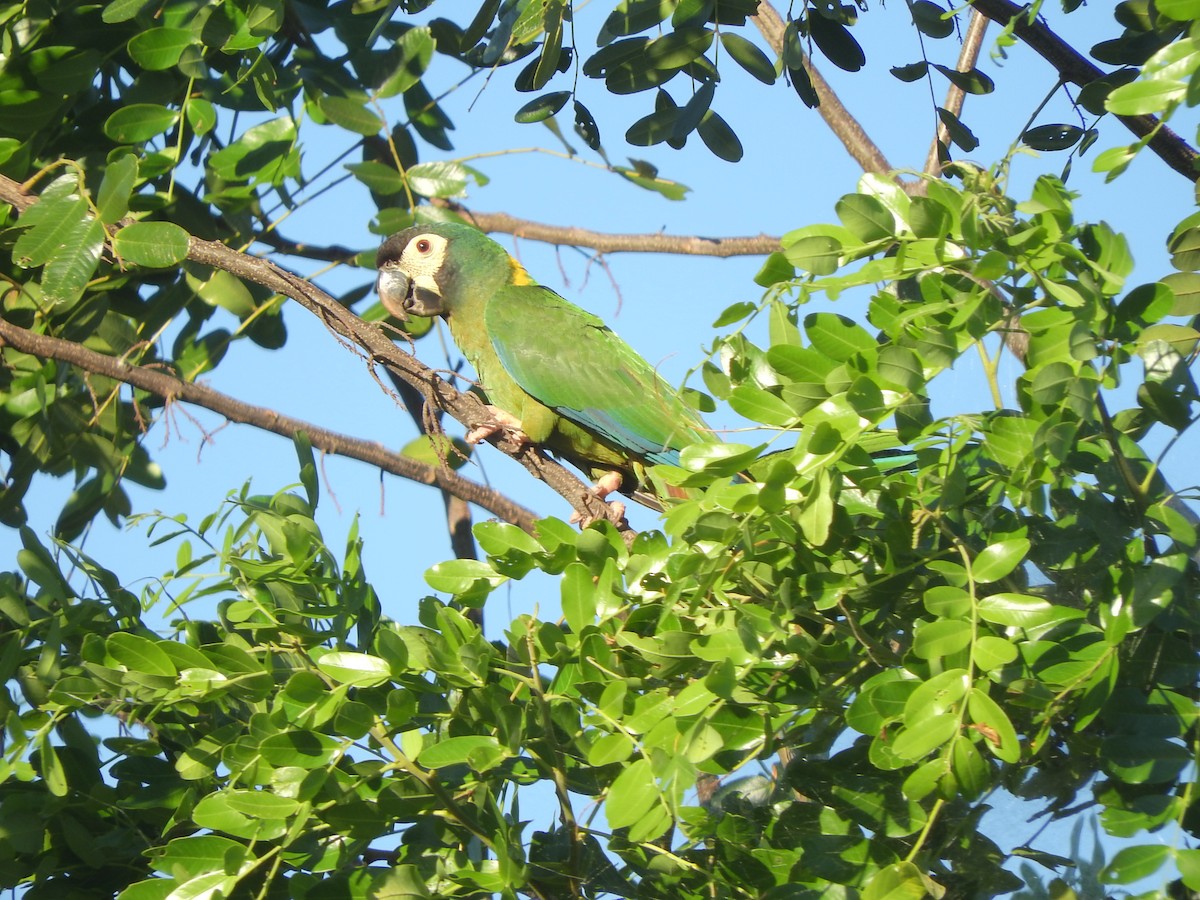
[484,284,708,466]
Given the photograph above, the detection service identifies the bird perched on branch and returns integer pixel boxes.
[376,222,711,516]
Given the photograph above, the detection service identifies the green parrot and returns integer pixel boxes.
[375,222,711,513]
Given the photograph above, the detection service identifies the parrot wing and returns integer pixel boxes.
[484,285,708,466]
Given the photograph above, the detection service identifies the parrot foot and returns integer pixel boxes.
[466,406,528,446]
[569,472,627,527]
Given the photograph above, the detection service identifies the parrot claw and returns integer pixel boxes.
[569,472,628,527]
[466,406,528,446]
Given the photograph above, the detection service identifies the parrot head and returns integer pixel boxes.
[376,223,513,321]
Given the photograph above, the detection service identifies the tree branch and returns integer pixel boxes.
[752,1,897,180]
[970,0,1199,181]
[442,204,782,256]
[0,173,629,535]
[0,316,539,533]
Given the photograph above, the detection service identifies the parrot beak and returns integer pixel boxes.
[376,265,447,320]
[376,267,411,321]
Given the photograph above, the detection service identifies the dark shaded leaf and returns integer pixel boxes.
[937,106,978,151]
[514,90,571,123]
[1022,123,1084,151]
[807,14,865,72]
[891,61,930,82]
[911,1,955,38]
[932,63,994,94]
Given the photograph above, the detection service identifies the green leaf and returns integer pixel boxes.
[317,651,393,687]
[44,216,105,305]
[97,154,138,225]
[614,164,690,199]
[910,1,953,38]
[797,468,835,545]
[185,97,217,136]
[424,558,507,601]
[912,619,972,660]
[972,538,1029,583]
[720,32,776,84]
[104,104,180,143]
[1157,0,1200,18]
[1100,844,1172,884]
[891,61,929,82]
[344,161,404,197]
[127,28,194,70]
[405,161,470,199]
[836,193,894,242]
[783,235,841,274]
[113,222,190,267]
[606,758,659,829]
[862,862,931,900]
[588,733,634,766]
[150,835,250,879]
[317,95,383,135]
[1022,123,1084,151]
[755,252,794,287]
[644,27,712,69]
[977,592,1084,629]
[932,63,994,95]
[103,0,154,22]
[258,731,343,769]
[561,562,597,632]
[626,106,681,146]
[696,108,739,162]
[574,100,602,150]
[804,312,875,361]
[936,106,978,151]
[728,384,796,427]
[514,91,570,123]
[106,633,177,677]
[967,686,1021,762]
[13,193,88,267]
[419,735,506,770]
[1178,848,1200,889]
[1106,78,1186,116]
[379,27,435,98]
[398,433,470,470]
[808,14,864,72]
[892,712,957,761]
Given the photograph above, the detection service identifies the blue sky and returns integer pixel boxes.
[5,5,1197,890]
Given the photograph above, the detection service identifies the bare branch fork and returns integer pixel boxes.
[0,173,621,534]
[752,0,1198,183]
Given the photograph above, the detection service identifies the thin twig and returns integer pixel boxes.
[445,203,781,257]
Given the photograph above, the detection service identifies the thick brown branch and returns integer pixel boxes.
[0,173,627,534]
[0,317,538,532]
[445,205,781,256]
[752,1,896,179]
[970,0,1199,180]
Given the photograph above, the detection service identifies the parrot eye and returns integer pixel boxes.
[415,238,432,254]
